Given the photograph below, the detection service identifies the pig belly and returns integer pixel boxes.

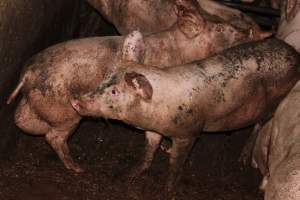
[203,89,268,132]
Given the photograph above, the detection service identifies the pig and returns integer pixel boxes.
[70,38,300,195]
[276,0,300,52]
[251,80,300,200]
[7,4,269,173]
[240,0,300,166]
[87,0,267,37]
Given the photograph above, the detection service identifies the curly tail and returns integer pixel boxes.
[6,75,26,104]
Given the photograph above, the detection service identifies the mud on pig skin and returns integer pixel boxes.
[71,38,300,194]
[252,80,300,200]
[6,1,269,173]
[87,0,269,39]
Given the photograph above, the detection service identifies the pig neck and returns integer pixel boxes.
[143,26,213,66]
[277,9,300,52]
[142,27,186,67]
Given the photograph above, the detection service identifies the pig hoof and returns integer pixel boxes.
[160,139,172,154]
[238,149,252,168]
[66,163,84,173]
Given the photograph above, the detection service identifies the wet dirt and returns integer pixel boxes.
[0,119,263,200]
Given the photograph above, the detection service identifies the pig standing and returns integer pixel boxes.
[8,4,269,173]
[250,0,300,198]
[87,0,266,37]
[276,0,300,51]
[240,0,300,165]
[71,38,300,195]
[252,80,300,200]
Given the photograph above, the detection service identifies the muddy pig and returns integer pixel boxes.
[277,0,300,52]
[252,80,300,200]
[240,0,300,166]
[71,38,300,194]
[87,0,268,38]
[7,3,270,173]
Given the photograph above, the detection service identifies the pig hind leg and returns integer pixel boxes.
[128,131,162,180]
[45,123,83,173]
[14,97,50,135]
[15,97,83,172]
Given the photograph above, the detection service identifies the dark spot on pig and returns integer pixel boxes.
[30,67,53,95]
[105,39,119,52]
[215,24,224,33]
[194,62,207,77]
[178,104,193,114]
[187,109,193,114]
[109,105,114,109]
[212,89,225,103]
[172,116,179,125]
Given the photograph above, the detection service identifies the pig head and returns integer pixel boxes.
[252,81,300,200]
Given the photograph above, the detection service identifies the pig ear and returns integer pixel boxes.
[124,72,153,100]
[177,9,205,39]
[122,30,145,62]
[285,0,298,21]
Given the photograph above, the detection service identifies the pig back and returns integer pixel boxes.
[194,38,300,131]
[22,36,123,100]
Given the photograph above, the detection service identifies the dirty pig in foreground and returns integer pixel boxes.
[71,38,300,194]
[252,80,300,200]
[7,2,270,173]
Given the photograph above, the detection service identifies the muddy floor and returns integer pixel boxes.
[0,119,263,200]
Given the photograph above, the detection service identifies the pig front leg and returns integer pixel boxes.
[239,123,262,166]
[166,136,197,196]
[128,131,162,180]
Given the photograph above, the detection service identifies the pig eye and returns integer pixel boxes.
[111,89,119,96]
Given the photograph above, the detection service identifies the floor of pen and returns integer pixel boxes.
[0,119,263,200]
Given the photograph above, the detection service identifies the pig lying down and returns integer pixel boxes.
[7,3,269,173]
[71,38,300,194]
[252,80,300,200]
